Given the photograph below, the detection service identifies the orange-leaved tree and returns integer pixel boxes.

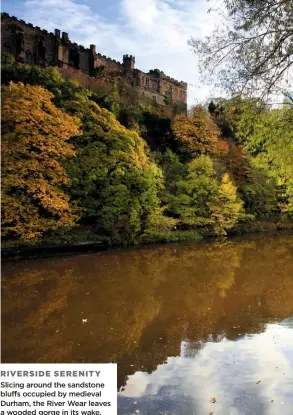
[2,83,81,241]
[172,105,222,158]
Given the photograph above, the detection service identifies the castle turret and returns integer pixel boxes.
[62,32,69,42]
[1,12,187,112]
[90,44,96,55]
[123,54,135,71]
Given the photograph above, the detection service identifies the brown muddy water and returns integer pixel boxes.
[2,232,293,415]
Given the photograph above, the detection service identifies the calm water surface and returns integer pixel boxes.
[2,233,293,415]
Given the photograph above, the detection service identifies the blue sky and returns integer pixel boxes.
[2,0,221,105]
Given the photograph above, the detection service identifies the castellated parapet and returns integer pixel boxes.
[1,12,187,111]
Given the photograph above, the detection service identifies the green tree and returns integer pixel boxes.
[172,155,218,227]
[241,162,279,216]
[166,155,243,234]
[104,79,120,117]
[222,99,293,214]
[251,108,293,214]
[64,98,163,242]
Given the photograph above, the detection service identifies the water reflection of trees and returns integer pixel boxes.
[2,234,293,387]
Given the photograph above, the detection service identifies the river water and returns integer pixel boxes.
[2,232,293,414]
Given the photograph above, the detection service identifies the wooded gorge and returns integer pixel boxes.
[1,55,293,246]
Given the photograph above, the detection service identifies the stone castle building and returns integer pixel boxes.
[1,12,188,112]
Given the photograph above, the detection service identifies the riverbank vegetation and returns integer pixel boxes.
[1,53,293,247]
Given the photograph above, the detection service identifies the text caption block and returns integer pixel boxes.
[0,364,117,415]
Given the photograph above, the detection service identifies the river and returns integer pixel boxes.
[2,232,293,414]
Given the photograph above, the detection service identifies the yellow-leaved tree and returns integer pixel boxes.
[208,173,243,235]
[2,83,80,241]
[172,105,223,158]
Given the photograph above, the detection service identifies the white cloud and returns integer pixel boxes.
[22,0,223,105]
[121,0,222,103]
[119,324,293,414]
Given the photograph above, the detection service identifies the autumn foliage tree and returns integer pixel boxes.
[1,83,80,241]
[172,105,224,159]
[208,173,243,235]
[1,60,292,246]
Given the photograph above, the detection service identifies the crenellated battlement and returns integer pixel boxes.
[2,12,62,41]
[96,52,121,65]
[148,69,187,89]
[1,11,188,109]
[2,12,56,37]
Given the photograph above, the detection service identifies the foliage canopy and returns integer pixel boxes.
[1,59,292,245]
[1,83,80,240]
[64,98,163,242]
[190,0,293,101]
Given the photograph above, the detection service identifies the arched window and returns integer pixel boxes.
[152,81,158,90]
[69,49,80,69]
[38,38,46,60]
[16,32,24,54]
[24,50,33,64]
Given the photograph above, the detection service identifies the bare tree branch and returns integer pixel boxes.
[190,0,293,101]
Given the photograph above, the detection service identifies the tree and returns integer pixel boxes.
[226,144,248,184]
[172,106,222,159]
[142,206,177,241]
[190,0,293,101]
[140,110,176,152]
[1,83,80,241]
[1,52,15,66]
[241,162,279,216]
[221,97,293,215]
[172,155,219,227]
[64,98,163,242]
[165,155,243,234]
[219,96,265,146]
[252,107,293,214]
[208,173,243,234]
[104,79,120,116]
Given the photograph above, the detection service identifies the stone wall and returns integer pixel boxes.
[134,69,187,109]
[1,14,59,66]
[1,12,187,112]
[1,13,122,75]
